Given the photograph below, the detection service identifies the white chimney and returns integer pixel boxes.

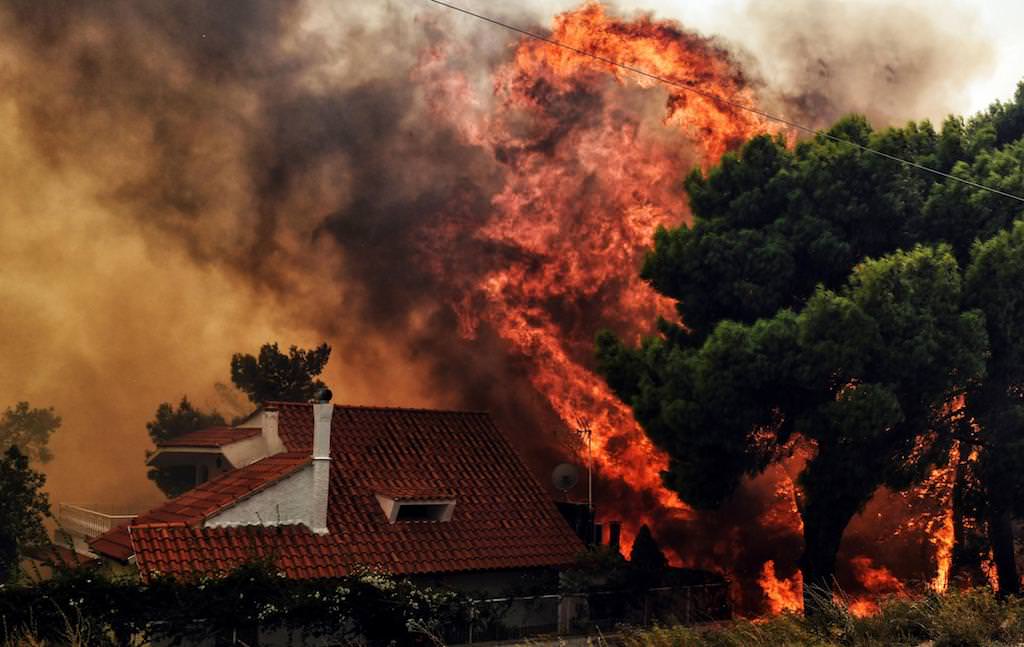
[262,407,284,454]
[311,401,333,534]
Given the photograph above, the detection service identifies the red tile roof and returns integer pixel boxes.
[157,426,260,448]
[90,453,309,560]
[109,404,583,579]
[25,543,100,569]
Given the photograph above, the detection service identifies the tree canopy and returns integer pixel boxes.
[0,402,61,464]
[961,221,1024,595]
[0,447,51,583]
[145,397,225,498]
[629,524,668,573]
[145,342,331,498]
[598,81,1024,608]
[230,342,331,405]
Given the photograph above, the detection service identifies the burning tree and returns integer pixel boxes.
[600,240,986,610]
[592,108,1024,608]
[963,221,1024,596]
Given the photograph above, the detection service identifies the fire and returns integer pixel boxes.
[759,560,803,615]
[846,556,905,616]
[929,445,958,593]
[417,1,960,606]
[418,2,772,558]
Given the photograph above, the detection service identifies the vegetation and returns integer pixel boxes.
[598,81,1024,606]
[0,446,51,584]
[0,401,57,584]
[0,561,464,646]
[0,401,60,464]
[960,222,1024,596]
[144,341,330,497]
[631,525,669,573]
[620,587,1024,647]
[230,341,332,404]
[144,396,225,498]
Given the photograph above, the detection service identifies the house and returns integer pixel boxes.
[73,397,584,604]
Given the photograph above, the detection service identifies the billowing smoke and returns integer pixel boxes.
[0,0,995,613]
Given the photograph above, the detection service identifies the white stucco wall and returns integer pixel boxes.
[205,464,313,528]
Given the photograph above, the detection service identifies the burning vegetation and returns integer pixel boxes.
[0,0,1022,619]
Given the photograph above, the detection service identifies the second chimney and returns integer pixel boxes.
[311,398,333,534]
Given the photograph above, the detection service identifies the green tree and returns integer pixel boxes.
[0,446,51,583]
[963,222,1024,596]
[0,402,61,463]
[145,397,225,498]
[230,342,331,404]
[629,524,668,573]
[601,245,987,607]
[598,84,1024,604]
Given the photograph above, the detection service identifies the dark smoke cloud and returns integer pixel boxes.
[0,0,995,612]
[0,0,569,507]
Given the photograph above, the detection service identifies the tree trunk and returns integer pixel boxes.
[799,497,862,614]
[987,503,1019,597]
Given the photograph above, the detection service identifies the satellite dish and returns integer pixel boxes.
[552,463,580,492]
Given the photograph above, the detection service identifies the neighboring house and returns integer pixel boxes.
[72,400,583,603]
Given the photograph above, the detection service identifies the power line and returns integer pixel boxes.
[422,0,1024,204]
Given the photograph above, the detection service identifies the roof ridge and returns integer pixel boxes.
[262,401,492,416]
[130,521,190,530]
[201,455,311,520]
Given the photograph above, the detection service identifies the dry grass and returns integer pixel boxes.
[619,587,1024,647]
[1,605,110,647]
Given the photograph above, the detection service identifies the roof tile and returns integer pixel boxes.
[116,404,582,579]
[157,426,261,448]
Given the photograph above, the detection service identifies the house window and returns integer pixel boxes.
[395,502,452,522]
[375,494,455,523]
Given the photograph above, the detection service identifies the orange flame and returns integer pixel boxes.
[929,451,957,593]
[846,556,905,616]
[759,560,803,615]
[419,2,773,558]
[418,1,959,605]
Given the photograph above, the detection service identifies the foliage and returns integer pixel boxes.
[960,221,1024,594]
[619,587,1024,647]
[0,401,61,464]
[0,562,466,646]
[630,525,668,574]
[144,397,225,498]
[596,87,1024,604]
[230,342,332,405]
[0,447,51,584]
[600,242,986,601]
[145,397,226,446]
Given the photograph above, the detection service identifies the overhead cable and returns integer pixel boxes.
[422,0,1024,204]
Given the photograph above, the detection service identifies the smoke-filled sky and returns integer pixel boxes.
[0,0,1017,528]
[520,0,1024,116]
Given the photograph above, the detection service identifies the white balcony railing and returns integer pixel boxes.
[58,503,138,539]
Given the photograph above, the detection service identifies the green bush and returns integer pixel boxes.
[0,561,466,646]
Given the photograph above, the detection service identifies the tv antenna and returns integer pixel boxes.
[575,417,594,511]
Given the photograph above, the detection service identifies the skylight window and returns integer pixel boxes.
[395,502,452,522]
[375,495,455,523]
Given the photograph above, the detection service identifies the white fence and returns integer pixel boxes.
[58,503,137,539]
